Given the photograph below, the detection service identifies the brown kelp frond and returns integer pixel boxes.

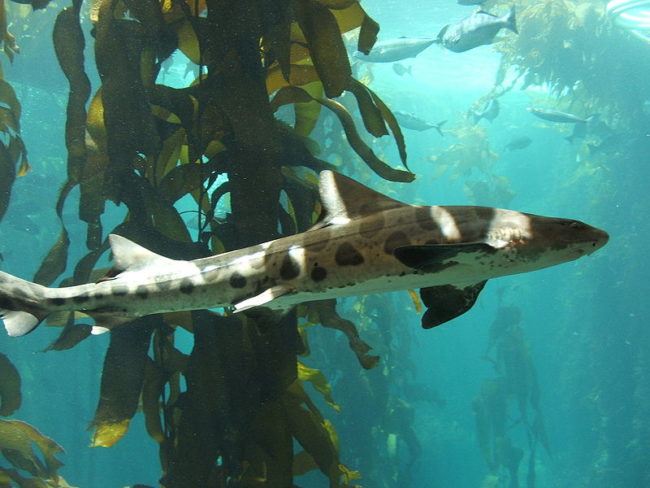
[0,353,20,417]
[0,0,426,485]
[0,420,63,482]
[493,0,650,124]
[0,2,28,224]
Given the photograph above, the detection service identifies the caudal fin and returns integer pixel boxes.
[506,7,518,34]
[0,271,50,337]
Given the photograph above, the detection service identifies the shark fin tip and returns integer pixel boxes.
[1,309,44,337]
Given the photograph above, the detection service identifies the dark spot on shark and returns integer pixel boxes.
[280,254,301,280]
[180,279,195,294]
[229,272,247,289]
[335,243,364,266]
[48,297,66,306]
[73,294,90,304]
[112,286,129,297]
[384,231,411,255]
[311,266,327,282]
[135,286,149,299]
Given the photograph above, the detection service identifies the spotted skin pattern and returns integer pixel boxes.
[0,171,608,336]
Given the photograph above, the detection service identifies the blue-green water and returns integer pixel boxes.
[0,1,648,487]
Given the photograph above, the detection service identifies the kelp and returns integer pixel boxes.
[3,0,426,486]
[0,0,28,224]
[474,305,548,487]
[493,0,650,125]
[0,354,20,417]
[0,354,71,488]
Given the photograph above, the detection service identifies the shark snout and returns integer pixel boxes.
[587,227,609,254]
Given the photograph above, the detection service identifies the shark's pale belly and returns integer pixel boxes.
[0,170,608,336]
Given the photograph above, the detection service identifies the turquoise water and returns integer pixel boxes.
[0,1,648,487]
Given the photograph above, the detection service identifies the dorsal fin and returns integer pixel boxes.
[108,234,178,272]
[315,171,406,227]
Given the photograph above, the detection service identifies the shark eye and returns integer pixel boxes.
[560,220,585,230]
[569,221,585,230]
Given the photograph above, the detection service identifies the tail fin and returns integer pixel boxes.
[506,7,518,34]
[0,271,50,337]
[434,120,447,137]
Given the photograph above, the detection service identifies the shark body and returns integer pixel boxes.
[0,171,608,337]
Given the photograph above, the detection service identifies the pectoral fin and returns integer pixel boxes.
[233,285,293,313]
[394,243,495,271]
[419,281,487,329]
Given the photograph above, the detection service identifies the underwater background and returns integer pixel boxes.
[0,0,647,487]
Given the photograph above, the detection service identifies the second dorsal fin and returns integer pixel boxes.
[315,170,407,227]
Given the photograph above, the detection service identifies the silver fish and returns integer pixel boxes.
[438,8,518,53]
[354,37,437,63]
[395,111,446,135]
[0,171,608,336]
[526,107,594,124]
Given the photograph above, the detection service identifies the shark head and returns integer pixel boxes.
[483,209,609,274]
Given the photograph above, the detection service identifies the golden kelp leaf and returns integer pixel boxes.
[90,318,156,447]
[297,362,340,412]
[43,324,92,352]
[330,2,369,34]
[0,141,15,222]
[86,89,107,151]
[0,420,64,478]
[157,158,220,204]
[339,463,361,484]
[0,353,20,416]
[0,80,21,122]
[269,85,313,112]
[295,82,324,137]
[0,0,19,62]
[346,78,387,137]
[91,419,130,448]
[266,64,319,94]
[175,19,200,65]
[407,289,422,314]
[7,137,29,178]
[295,0,351,98]
[16,158,30,177]
[33,229,70,286]
[142,359,165,443]
[317,97,414,182]
[141,180,192,242]
[150,85,199,161]
[283,392,340,483]
[0,107,17,135]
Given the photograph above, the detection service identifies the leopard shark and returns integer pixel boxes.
[0,170,608,337]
